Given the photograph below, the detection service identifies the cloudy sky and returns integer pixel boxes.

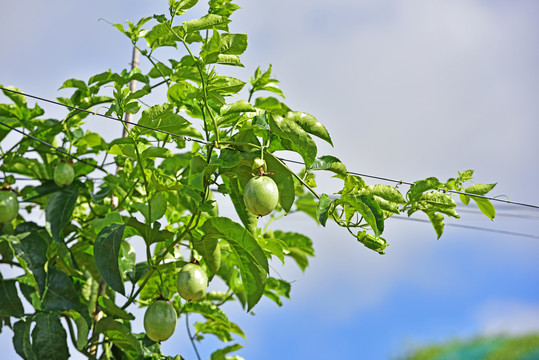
[1,0,539,359]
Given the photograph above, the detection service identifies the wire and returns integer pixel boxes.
[0,87,209,146]
[2,86,539,210]
[389,216,539,240]
[0,120,110,175]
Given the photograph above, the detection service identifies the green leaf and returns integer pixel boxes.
[11,230,48,295]
[137,103,192,136]
[202,217,268,311]
[45,185,79,243]
[98,296,135,320]
[194,236,221,275]
[142,146,174,159]
[268,114,317,168]
[221,175,258,234]
[211,344,243,360]
[220,100,255,115]
[145,23,177,49]
[274,231,314,271]
[317,193,332,226]
[13,319,36,360]
[95,317,142,359]
[94,223,127,295]
[364,184,406,204]
[41,268,83,312]
[407,177,443,202]
[183,14,230,33]
[31,312,70,360]
[472,197,496,221]
[209,149,243,169]
[265,152,295,212]
[426,211,445,239]
[284,111,332,146]
[0,279,24,317]
[208,76,246,95]
[465,183,497,196]
[65,310,89,351]
[134,192,167,222]
[219,33,248,55]
[189,154,206,192]
[309,155,347,176]
[170,0,199,15]
[340,194,384,236]
[263,277,291,306]
[126,217,174,245]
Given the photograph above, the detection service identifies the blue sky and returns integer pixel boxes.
[1,0,539,359]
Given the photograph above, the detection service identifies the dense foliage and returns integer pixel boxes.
[0,0,497,358]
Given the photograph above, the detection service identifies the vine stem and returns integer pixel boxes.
[186,312,202,360]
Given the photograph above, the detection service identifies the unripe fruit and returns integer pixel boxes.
[54,162,75,187]
[176,263,208,301]
[0,191,19,224]
[243,176,279,216]
[144,300,177,342]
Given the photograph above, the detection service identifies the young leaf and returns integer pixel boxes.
[202,217,268,311]
[94,223,127,295]
[465,183,496,196]
[364,184,406,204]
[274,231,314,271]
[183,14,230,33]
[31,312,70,360]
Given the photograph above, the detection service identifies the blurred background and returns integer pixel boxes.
[1,0,538,359]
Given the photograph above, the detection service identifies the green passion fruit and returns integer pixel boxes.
[54,162,75,187]
[0,190,19,224]
[176,263,208,301]
[144,300,177,342]
[243,175,279,216]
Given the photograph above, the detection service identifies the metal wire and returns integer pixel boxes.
[2,86,538,210]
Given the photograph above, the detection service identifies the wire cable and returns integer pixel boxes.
[2,86,538,210]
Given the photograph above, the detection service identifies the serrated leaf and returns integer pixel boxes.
[219,33,248,55]
[202,217,268,311]
[317,193,332,226]
[365,184,406,204]
[309,155,347,176]
[45,185,79,243]
[94,224,127,295]
[170,0,199,15]
[137,103,191,136]
[31,312,69,360]
[145,23,177,49]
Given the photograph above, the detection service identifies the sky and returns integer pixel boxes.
[1,0,539,359]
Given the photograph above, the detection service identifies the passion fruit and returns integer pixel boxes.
[0,190,19,224]
[176,263,208,301]
[54,162,75,187]
[243,176,279,216]
[144,300,177,342]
